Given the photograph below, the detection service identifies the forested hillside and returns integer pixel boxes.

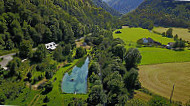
[121,0,190,29]
[103,0,143,14]
[92,0,121,16]
[0,0,113,50]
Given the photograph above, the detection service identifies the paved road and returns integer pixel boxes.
[0,53,16,68]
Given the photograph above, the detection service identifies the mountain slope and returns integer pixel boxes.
[121,0,190,28]
[0,0,114,50]
[103,0,144,14]
[92,0,121,16]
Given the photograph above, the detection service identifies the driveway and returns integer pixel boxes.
[0,53,16,68]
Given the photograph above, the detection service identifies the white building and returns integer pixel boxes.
[45,42,58,50]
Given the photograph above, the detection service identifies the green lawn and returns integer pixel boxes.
[113,27,190,65]
[139,47,190,65]
[113,27,174,47]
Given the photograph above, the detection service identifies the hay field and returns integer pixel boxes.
[153,27,190,41]
[139,62,190,103]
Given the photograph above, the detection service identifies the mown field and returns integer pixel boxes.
[139,62,190,103]
[153,27,190,41]
[113,27,190,65]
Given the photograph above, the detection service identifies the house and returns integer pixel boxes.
[147,38,154,43]
[82,42,87,46]
[142,38,148,44]
[142,37,155,44]
[45,42,58,50]
[166,42,175,49]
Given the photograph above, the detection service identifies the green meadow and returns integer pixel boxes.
[113,27,190,65]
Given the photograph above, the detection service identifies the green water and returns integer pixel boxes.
[61,57,89,94]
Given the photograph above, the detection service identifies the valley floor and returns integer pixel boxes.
[114,27,190,103]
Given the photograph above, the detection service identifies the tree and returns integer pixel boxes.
[166,28,173,38]
[103,71,126,105]
[10,20,24,45]
[174,34,178,41]
[0,92,5,105]
[87,84,106,105]
[162,32,166,37]
[53,46,64,62]
[124,68,139,91]
[62,43,71,56]
[43,27,52,43]
[124,48,142,70]
[27,71,32,81]
[88,62,100,76]
[43,96,50,103]
[0,1,4,14]
[42,82,53,95]
[32,45,47,62]
[5,39,14,50]
[75,47,86,59]
[19,40,33,58]
[112,44,126,60]
[7,57,21,77]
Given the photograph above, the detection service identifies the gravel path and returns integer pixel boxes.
[0,53,16,68]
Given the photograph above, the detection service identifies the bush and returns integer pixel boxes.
[149,96,170,106]
[75,47,86,59]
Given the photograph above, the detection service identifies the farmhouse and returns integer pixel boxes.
[45,42,58,50]
[166,42,175,49]
[142,37,154,44]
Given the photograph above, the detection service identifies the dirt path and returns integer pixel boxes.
[0,53,16,68]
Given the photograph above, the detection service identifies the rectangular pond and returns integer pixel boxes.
[61,57,89,94]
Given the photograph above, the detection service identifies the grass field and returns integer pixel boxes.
[139,62,190,103]
[113,27,174,46]
[139,47,190,65]
[134,90,152,101]
[113,27,190,65]
[153,27,190,41]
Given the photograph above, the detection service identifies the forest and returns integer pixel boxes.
[121,0,190,29]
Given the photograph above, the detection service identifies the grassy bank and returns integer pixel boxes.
[0,49,18,56]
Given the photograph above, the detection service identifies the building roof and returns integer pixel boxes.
[45,42,57,50]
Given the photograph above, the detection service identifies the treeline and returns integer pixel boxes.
[0,0,114,51]
[85,28,142,105]
[92,0,121,16]
[121,0,190,29]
